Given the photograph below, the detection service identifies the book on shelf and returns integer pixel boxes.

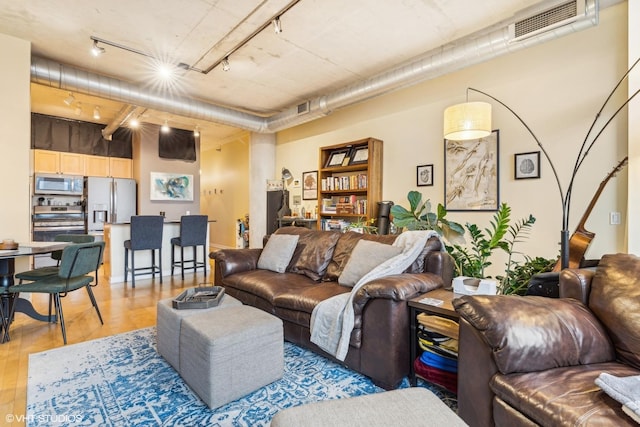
[321,173,368,191]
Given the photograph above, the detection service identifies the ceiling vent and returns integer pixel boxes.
[297,101,310,115]
[509,0,586,41]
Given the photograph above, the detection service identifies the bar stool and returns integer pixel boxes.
[124,215,164,287]
[171,215,208,279]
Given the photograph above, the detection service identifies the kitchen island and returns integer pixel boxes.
[103,219,211,284]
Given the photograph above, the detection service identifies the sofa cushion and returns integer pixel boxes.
[324,232,397,281]
[288,230,341,281]
[338,239,402,287]
[589,253,640,370]
[454,295,615,374]
[257,234,299,273]
[491,362,638,426]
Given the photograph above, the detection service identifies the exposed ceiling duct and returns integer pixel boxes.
[30,0,600,135]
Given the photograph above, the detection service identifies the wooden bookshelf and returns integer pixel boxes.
[317,137,382,231]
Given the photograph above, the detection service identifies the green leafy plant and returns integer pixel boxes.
[390,191,464,242]
[496,256,556,295]
[345,217,378,234]
[446,203,536,283]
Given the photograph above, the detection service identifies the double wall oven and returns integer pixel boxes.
[32,174,86,242]
[32,205,85,242]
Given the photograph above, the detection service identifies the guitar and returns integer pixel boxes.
[552,156,628,272]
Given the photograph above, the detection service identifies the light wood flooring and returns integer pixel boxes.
[0,268,210,426]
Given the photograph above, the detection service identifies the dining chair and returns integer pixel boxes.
[15,234,95,283]
[13,234,96,328]
[0,298,7,343]
[170,215,208,279]
[6,241,105,344]
[124,215,164,288]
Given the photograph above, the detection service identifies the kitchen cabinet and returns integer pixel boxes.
[34,149,84,175]
[35,150,132,178]
[317,137,382,231]
[84,155,110,177]
[109,157,132,178]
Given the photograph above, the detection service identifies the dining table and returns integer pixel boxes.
[0,241,70,342]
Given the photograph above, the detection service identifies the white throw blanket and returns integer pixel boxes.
[310,230,442,361]
[595,373,640,424]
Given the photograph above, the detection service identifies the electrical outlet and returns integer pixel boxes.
[610,211,621,225]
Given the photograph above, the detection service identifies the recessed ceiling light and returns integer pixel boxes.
[161,120,170,133]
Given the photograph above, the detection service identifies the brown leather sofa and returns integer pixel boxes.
[210,227,454,389]
[453,253,640,426]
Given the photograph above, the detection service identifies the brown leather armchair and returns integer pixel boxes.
[452,253,640,426]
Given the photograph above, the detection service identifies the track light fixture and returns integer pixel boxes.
[91,39,105,57]
[93,106,101,120]
[129,117,140,128]
[273,16,282,34]
[63,92,75,106]
[75,103,83,116]
[193,126,200,138]
[90,1,300,75]
[161,120,170,133]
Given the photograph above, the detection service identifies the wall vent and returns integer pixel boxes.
[297,101,310,115]
[509,0,586,41]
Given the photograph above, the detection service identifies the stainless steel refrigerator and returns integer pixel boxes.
[85,177,137,238]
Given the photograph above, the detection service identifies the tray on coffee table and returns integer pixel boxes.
[172,286,225,309]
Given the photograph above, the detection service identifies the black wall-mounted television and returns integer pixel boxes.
[158,127,197,161]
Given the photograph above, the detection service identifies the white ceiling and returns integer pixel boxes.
[1,0,565,144]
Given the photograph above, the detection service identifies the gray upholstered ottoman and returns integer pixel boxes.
[156,294,242,371]
[271,387,466,427]
[179,305,284,409]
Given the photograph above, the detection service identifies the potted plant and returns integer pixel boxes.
[445,202,553,294]
[390,191,464,242]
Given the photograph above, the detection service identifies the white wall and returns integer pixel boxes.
[276,4,631,276]
[629,0,640,253]
[0,33,31,272]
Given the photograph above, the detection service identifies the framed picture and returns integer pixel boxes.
[302,170,318,200]
[349,146,369,165]
[416,164,434,187]
[444,129,499,211]
[150,172,194,201]
[325,148,351,168]
[514,151,541,180]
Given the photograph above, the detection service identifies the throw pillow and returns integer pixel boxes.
[289,231,341,281]
[257,234,299,273]
[324,232,397,281]
[338,239,402,287]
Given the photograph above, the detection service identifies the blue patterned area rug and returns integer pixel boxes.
[27,327,456,426]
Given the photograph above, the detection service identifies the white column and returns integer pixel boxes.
[249,133,276,248]
[628,0,640,254]
[0,33,31,273]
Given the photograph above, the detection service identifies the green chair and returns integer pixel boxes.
[15,234,96,283]
[7,241,105,344]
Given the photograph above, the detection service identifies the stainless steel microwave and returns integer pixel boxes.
[34,173,84,195]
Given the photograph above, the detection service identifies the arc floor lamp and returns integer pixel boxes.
[443,57,640,270]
